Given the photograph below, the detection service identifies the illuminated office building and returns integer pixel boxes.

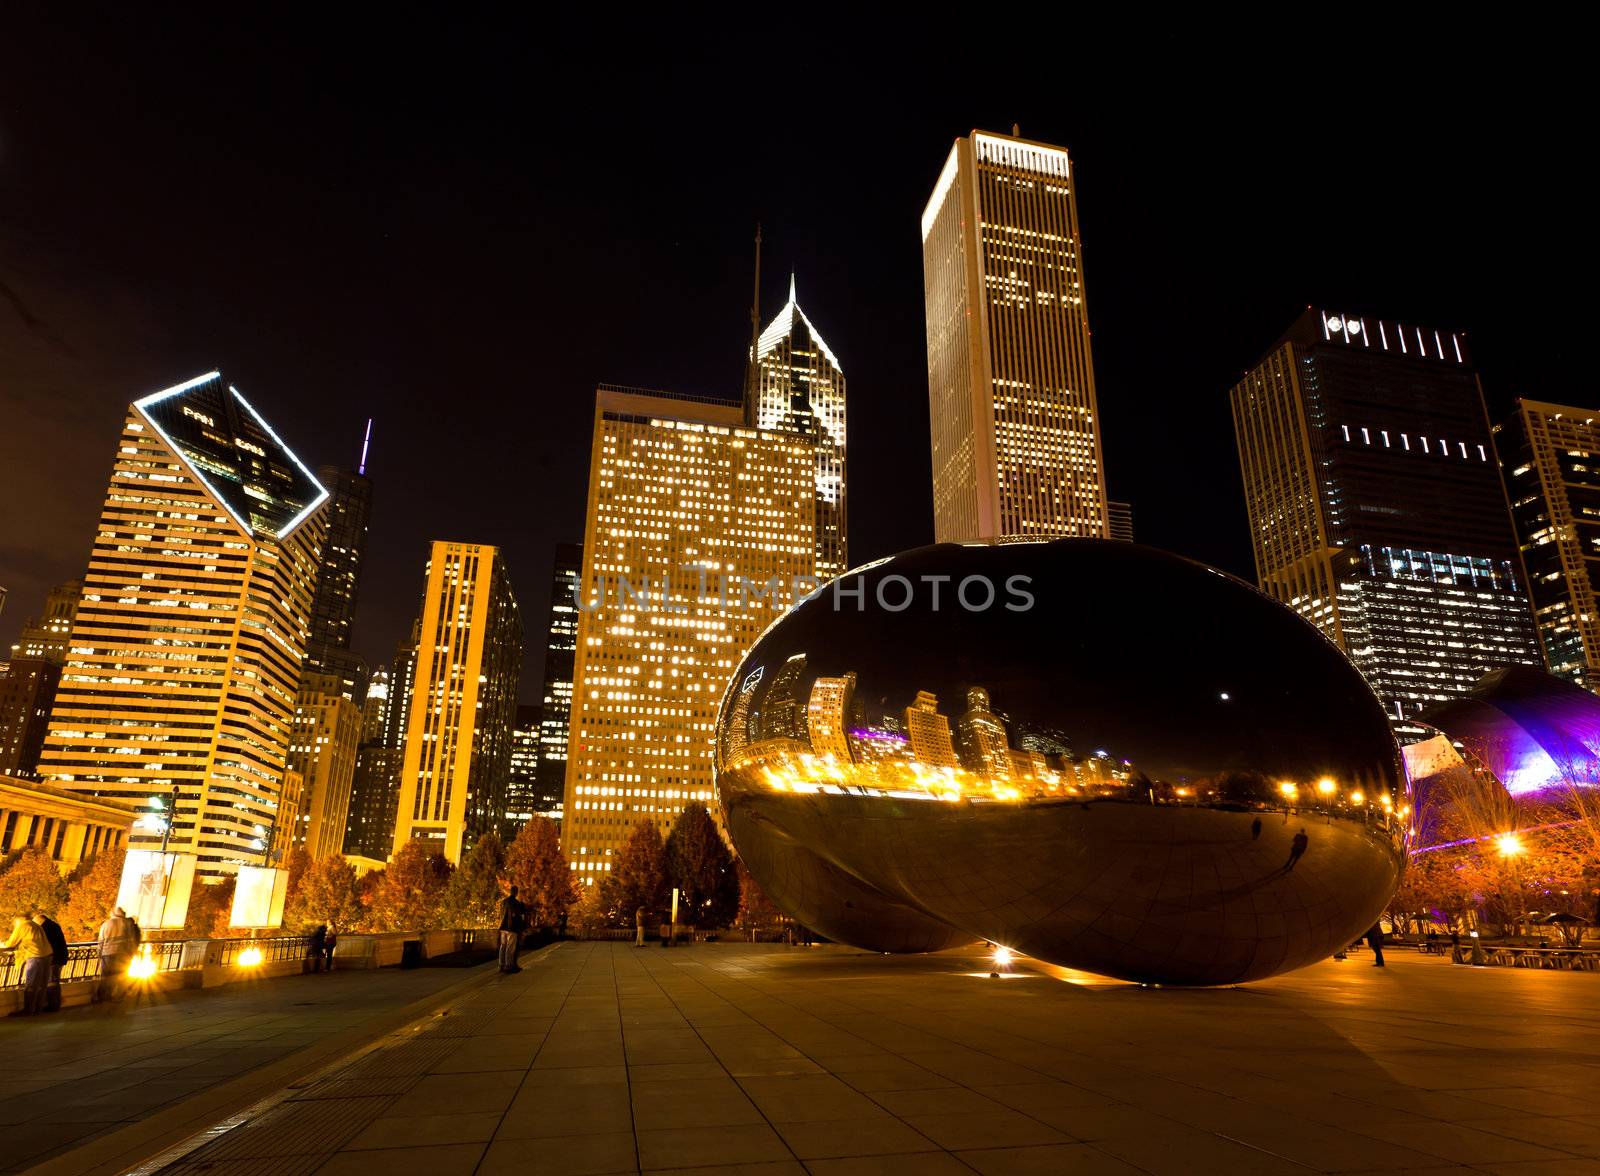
[359,666,389,744]
[904,690,959,768]
[563,385,815,885]
[805,673,856,763]
[754,277,848,580]
[922,128,1108,542]
[535,543,581,822]
[1495,399,1600,690]
[1230,310,1542,735]
[506,703,543,827]
[956,687,1011,777]
[391,542,522,863]
[11,581,82,664]
[302,441,374,702]
[37,371,327,877]
[287,671,362,860]
[0,659,60,777]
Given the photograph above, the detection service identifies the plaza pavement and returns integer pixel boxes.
[0,960,492,1174]
[19,938,1600,1176]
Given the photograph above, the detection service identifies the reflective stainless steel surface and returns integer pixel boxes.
[716,540,1408,986]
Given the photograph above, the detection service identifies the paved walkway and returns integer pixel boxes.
[76,940,1600,1176]
[0,963,490,1174]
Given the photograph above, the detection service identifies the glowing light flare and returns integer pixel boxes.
[991,945,1015,968]
[1496,833,1525,857]
[1316,777,1337,796]
[238,946,265,967]
[127,954,158,980]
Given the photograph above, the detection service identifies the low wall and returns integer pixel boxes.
[1,927,499,1015]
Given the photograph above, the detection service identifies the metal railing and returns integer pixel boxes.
[216,935,314,966]
[2,939,186,988]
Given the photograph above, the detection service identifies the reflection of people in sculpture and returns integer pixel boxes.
[1285,828,1309,870]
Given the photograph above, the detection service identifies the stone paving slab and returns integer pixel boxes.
[0,964,494,1173]
[22,942,1600,1175]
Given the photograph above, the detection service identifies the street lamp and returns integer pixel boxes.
[1496,832,1527,938]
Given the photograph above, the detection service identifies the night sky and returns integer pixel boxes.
[1,18,1585,698]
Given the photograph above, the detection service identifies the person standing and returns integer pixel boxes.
[307,924,327,973]
[323,925,338,972]
[4,913,50,1015]
[634,906,646,948]
[497,886,526,973]
[1367,922,1386,967]
[95,907,137,1002]
[1250,817,1262,841]
[35,911,69,1012]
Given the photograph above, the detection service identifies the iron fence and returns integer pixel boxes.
[2,938,186,989]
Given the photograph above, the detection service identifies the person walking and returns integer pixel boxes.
[1367,922,1386,967]
[634,906,646,948]
[4,913,51,1015]
[1285,828,1309,871]
[95,907,137,1002]
[1250,817,1262,841]
[35,911,69,1012]
[497,885,526,973]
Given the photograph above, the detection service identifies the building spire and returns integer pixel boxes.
[358,417,372,475]
[788,272,796,305]
[744,224,762,424]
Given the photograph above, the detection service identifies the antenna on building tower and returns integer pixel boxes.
[744,223,762,424]
[358,418,372,476]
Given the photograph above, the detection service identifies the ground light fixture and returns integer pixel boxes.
[238,946,264,968]
[127,952,158,981]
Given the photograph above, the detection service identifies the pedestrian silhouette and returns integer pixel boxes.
[1367,922,1386,966]
[1285,828,1309,870]
[1251,817,1262,841]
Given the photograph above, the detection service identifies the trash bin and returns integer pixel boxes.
[400,939,424,969]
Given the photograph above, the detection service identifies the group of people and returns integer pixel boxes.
[4,905,142,1014]
[3,909,69,1014]
[305,923,338,972]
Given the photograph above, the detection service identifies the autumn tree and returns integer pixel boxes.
[185,878,237,937]
[664,803,739,928]
[56,847,126,939]
[368,841,452,931]
[505,817,578,933]
[278,845,314,913]
[442,833,506,927]
[0,846,70,925]
[597,819,668,925]
[287,855,363,931]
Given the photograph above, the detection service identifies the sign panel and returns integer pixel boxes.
[230,866,289,930]
[115,851,197,930]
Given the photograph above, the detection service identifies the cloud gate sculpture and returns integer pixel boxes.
[716,540,1408,986]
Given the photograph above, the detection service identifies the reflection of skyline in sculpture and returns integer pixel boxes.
[717,540,1408,986]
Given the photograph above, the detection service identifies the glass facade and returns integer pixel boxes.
[1495,400,1600,691]
[1231,311,1543,736]
[303,463,373,701]
[534,543,582,821]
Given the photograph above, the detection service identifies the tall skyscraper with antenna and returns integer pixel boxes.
[922,128,1109,542]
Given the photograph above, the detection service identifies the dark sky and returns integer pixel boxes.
[1,18,1586,699]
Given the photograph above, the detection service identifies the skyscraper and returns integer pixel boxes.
[303,449,373,702]
[922,128,1108,543]
[506,703,543,827]
[286,671,362,859]
[535,543,581,823]
[1107,500,1134,543]
[11,581,82,664]
[38,371,327,877]
[904,690,959,769]
[0,658,60,777]
[1230,310,1542,734]
[343,625,417,860]
[391,542,522,863]
[1495,399,1600,690]
[563,385,815,887]
[754,277,848,580]
[805,673,856,763]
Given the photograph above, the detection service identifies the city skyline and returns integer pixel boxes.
[2,29,1582,706]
